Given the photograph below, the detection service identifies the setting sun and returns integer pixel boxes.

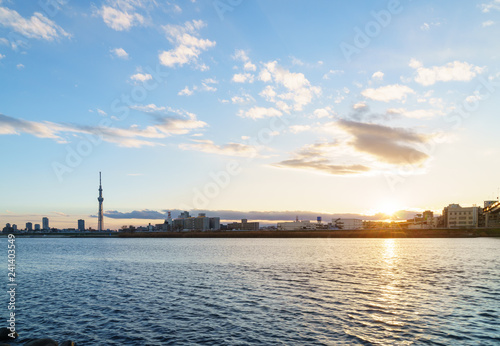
[375,201,402,217]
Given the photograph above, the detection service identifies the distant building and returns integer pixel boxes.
[443,204,480,228]
[26,222,33,231]
[35,224,41,231]
[42,217,49,230]
[78,219,85,231]
[333,218,363,230]
[12,224,17,231]
[227,219,259,231]
[2,223,13,233]
[172,212,221,231]
[277,220,316,231]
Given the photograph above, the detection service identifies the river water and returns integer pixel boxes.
[4,237,500,345]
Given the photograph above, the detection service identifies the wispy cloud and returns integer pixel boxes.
[480,0,500,13]
[0,104,207,148]
[322,69,344,80]
[130,103,208,135]
[179,139,259,157]
[386,108,445,119]
[0,5,70,40]
[274,141,371,175]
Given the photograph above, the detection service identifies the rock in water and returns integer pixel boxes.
[0,327,17,340]
[60,341,74,346]
[24,338,58,346]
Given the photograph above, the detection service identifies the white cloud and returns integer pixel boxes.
[97,109,107,116]
[243,61,256,71]
[353,102,367,110]
[0,6,70,40]
[0,53,4,60]
[178,86,194,96]
[322,69,344,79]
[179,139,259,157]
[313,106,334,118]
[483,20,495,27]
[99,5,144,31]
[289,125,311,133]
[259,85,277,102]
[259,61,321,111]
[231,93,255,104]
[159,20,215,68]
[361,84,415,102]
[409,59,484,86]
[232,49,256,71]
[372,71,384,81]
[110,47,129,59]
[238,106,282,120]
[16,63,24,69]
[232,73,254,83]
[130,72,152,82]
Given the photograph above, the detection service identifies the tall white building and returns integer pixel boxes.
[42,217,49,230]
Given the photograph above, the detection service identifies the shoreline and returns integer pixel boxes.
[2,229,500,238]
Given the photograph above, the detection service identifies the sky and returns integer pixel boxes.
[1,0,500,229]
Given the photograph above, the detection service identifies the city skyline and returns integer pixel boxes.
[2,1,500,229]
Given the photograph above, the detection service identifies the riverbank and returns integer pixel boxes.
[117,228,500,238]
[3,228,500,238]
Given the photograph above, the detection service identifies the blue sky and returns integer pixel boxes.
[1,0,500,229]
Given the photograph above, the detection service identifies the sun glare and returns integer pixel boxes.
[377,202,400,216]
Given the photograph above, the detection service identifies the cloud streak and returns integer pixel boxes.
[103,208,419,222]
[337,120,429,165]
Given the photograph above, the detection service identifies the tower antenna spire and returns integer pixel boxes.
[98,172,104,232]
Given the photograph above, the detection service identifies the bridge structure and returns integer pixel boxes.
[483,201,500,227]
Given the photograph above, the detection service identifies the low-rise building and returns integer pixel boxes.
[227,219,259,231]
[277,220,316,231]
[443,204,480,228]
[172,212,221,231]
[333,218,363,230]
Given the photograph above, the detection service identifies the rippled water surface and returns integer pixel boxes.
[4,238,500,345]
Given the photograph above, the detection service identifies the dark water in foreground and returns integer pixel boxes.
[4,238,500,345]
